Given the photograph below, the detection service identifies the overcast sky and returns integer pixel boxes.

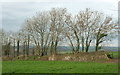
[0,0,119,46]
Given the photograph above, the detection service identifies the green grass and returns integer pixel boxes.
[108,51,119,59]
[2,61,118,73]
[0,61,2,74]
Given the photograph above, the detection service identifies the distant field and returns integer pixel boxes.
[109,51,119,59]
[2,61,118,73]
[56,46,118,52]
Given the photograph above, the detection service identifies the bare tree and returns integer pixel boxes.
[64,14,77,53]
[1,30,13,56]
[94,15,117,51]
[14,30,24,58]
[23,11,51,56]
[49,8,68,54]
[17,28,29,58]
[21,8,118,55]
[64,8,117,53]
[76,8,100,52]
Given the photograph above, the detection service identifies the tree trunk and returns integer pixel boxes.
[81,37,84,52]
[43,33,50,55]
[95,44,99,52]
[95,39,99,52]
[85,40,92,52]
[85,45,89,52]
[23,41,26,58]
[17,40,19,57]
[95,28,101,52]
[85,36,89,52]
[54,42,57,54]
[13,39,15,57]
[76,39,80,53]
[41,33,44,56]
[50,40,54,55]
[54,36,58,54]
[67,35,75,53]
[74,30,80,53]
[27,34,30,57]
[7,42,10,57]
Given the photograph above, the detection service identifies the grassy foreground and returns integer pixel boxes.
[2,61,118,73]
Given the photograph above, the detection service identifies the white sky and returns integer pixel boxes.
[0,0,119,46]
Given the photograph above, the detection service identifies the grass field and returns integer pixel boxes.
[2,61,118,73]
[2,51,119,73]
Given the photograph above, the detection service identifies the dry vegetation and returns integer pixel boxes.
[2,51,119,63]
